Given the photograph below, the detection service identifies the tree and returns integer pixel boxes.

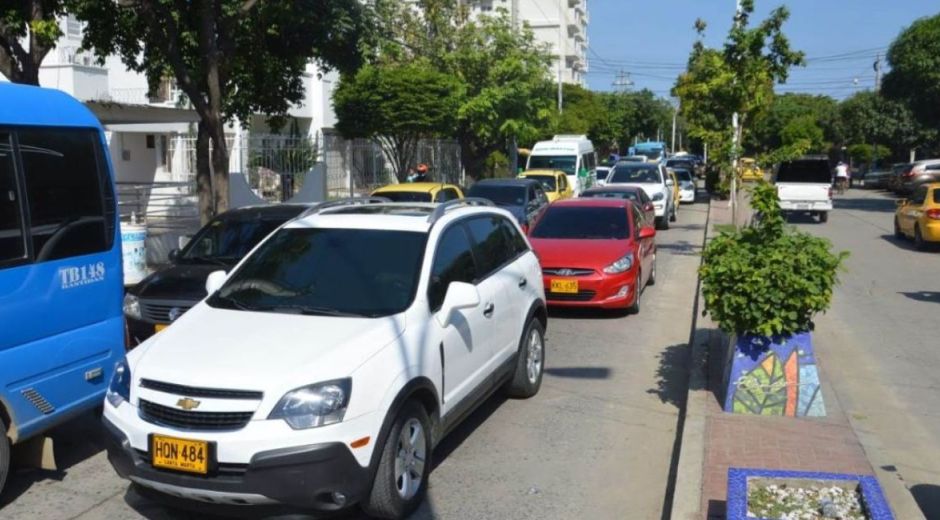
[334,61,462,181]
[748,93,839,154]
[74,0,371,222]
[839,91,934,162]
[883,14,940,132]
[0,0,66,84]
[594,89,674,157]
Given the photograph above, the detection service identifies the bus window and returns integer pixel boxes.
[0,133,26,264]
[19,129,112,262]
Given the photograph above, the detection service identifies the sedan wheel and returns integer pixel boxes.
[915,226,928,251]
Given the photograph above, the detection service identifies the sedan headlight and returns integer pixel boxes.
[123,294,141,319]
[652,192,665,202]
[269,379,351,430]
[603,253,635,274]
[107,359,131,407]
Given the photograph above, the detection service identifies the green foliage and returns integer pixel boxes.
[839,91,935,161]
[0,1,65,84]
[779,116,824,150]
[749,94,840,154]
[334,61,462,180]
[846,143,891,166]
[700,182,848,336]
[883,14,940,131]
[592,90,674,155]
[483,150,511,179]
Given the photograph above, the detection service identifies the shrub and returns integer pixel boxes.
[699,182,848,337]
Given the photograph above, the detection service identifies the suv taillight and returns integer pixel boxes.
[828,187,833,199]
[927,209,940,220]
[902,167,916,178]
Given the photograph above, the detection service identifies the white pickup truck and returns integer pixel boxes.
[774,157,833,223]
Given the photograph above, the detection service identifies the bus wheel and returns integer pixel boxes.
[0,417,10,494]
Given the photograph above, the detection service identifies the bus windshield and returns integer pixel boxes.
[528,156,576,176]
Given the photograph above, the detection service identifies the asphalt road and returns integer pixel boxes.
[790,188,940,519]
[0,194,708,520]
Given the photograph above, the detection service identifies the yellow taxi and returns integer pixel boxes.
[518,169,574,203]
[371,182,464,203]
[740,158,764,182]
[894,182,940,250]
[667,169,681,207]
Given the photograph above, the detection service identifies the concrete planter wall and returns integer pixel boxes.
[722,332,826,417]
[727,468,895,520]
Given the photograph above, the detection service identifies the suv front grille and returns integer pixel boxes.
[139,400,254,431]
[546,290,597,302]
[139,299,196,323]
[140,379,263,400]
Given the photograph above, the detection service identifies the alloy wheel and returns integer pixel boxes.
[394,418,426,500]
[526,327,544,384]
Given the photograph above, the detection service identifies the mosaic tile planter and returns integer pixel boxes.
[722,332,826,417]
[727,468,894,520]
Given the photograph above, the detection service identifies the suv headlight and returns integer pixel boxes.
[269,379,351,430]
[123,294,141,319]
[603,253,635,274]
[107,359,131,407]
[652,192,665,202]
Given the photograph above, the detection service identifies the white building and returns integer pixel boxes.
[464,0,589,85]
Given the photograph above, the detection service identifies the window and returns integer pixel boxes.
[19,129,112,262]
[559,175,568,190]
[526,185,539,210]
[466,184,526,207]
[926,164,940,171]
[530,206,628,240]
[0,133,25,265]
[776,160,831,184]
[498,217,529,257]
[911,187,928,205]
[527,155,576,176]
[428,225,477,311]
[465,216,513,278]
[632,205,643,239]
[934,189,940,204]
[435,188,460,203]
[378,191,433,203]
[181,216,289,263]
[609,164,662,184]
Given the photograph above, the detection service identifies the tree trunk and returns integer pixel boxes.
[459,139,487,181]
[195,121,214,224]
[209,123,230,215]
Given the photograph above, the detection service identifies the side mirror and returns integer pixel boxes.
[666,178,675,186]
[435,282,480,327]
[639,226,656,239]
[168,249,181,263]
[205,270,228,295]
[178,235,192,250]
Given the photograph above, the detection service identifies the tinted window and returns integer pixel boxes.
[0,133,25,264]
[528,156,576,176]
[442,188,460,201]
[776,160,831,184]
[667,160,693,171]
[934,189,940,204]
[499,217,529,256]
[609,164,662,184]
[379,191,432,203]
[926,164,940,171]
[466,184,526,207]
[530,206,629,240]
[465,216,513,277]
[181,216,292,263]
[911,187,928,205]
[674,169,694,182]
[596,168,610,181]
[428,225,477,311]
[632,205,643,239]
[210,228,427,317]
[20,129,112,262]
[528,174,556,191]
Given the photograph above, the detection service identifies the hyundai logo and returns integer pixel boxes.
[557,269,575,276]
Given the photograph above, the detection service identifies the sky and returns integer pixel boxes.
[586,0,940,100]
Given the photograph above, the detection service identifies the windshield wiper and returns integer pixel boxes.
[254,304,371,318]
[210,294,256,311]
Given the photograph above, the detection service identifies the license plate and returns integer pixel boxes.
[151,435,209,474]
[796,204,810,210]
[154,324,168,333]
[550,279,579,294]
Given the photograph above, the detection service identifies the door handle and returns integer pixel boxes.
[518,278,528,288]
[483,303,495,317]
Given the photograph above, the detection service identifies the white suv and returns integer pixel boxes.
[605,161,677,229]
[102,199,547,519]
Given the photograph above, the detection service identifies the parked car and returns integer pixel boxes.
[371,182,464,202]
[518,169,574,203]
[123,204,312,345]
[595,165,612,186]
[887,163,912,193]
[102,199,547,518]
[773,156,833,223]
[894,183,940,250]
[897,159,940,196]
[855,168,891,189]
[466,178,549,232]
[665,157,696,178]
[666,169,681,212]
[529,198,656,313]
[673,168,696,203]
[580,185,655,223]
[605,161,676,229]
[739,158,764,182]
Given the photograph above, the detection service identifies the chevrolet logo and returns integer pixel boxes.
[176,397,201,411]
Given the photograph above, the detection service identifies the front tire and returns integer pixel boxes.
[669,205,677,222]
[0,417,10,495]
[647,253,657,286]
[627,272,642,315]
[818,211,829,223]
[362,402,431,520]
[505,318,545,399]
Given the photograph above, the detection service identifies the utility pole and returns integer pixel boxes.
[557,0,564,113]
[670,98,678,155]
[873,53,882,92]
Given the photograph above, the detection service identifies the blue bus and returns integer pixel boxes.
[628,141,667,163]
[0,84,125,492]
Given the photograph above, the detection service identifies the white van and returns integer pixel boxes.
[527,135,597,196]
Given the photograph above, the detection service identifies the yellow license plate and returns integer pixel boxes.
[550,279,579,294]
[151,435,209,474]
[154,324,168,333]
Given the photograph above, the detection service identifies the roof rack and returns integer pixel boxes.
[298,197,391,218]
[427,198,494,225]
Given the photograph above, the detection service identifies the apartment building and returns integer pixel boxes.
[465,0,589,85]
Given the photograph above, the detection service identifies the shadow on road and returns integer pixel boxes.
[833,194,897,213]
[879,234,940,252]
[899,291,940,304]
[547,307,629,320]
[647,344,691,410]
[545,367,612,379]
[910,484,940,520]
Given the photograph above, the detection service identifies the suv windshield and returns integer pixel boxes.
[467,184,527,207]
[531,206,628,240]
[208,228,427,317]
[674,169,694,182]
[777,160,831,183]
[528,156,576,176]
[609,164,662,184]
[527,175,557,191]
[377,191,433,203]
[181,217,289,264]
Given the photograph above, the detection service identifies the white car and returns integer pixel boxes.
[102,199,547,519]
[673,168,696,203]
[605,161,677,229]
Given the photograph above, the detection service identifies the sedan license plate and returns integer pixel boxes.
[550,279,579,294]
[151,435,209,474]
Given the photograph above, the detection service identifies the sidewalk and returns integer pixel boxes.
[670,195,922,520]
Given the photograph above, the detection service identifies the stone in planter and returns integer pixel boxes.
[727,468,894,520]
[723,332,826,417]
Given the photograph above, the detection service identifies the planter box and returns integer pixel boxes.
[722,332,826,417]
[727,468,894,520]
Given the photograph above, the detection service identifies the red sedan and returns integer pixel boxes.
[529,198,656,313]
